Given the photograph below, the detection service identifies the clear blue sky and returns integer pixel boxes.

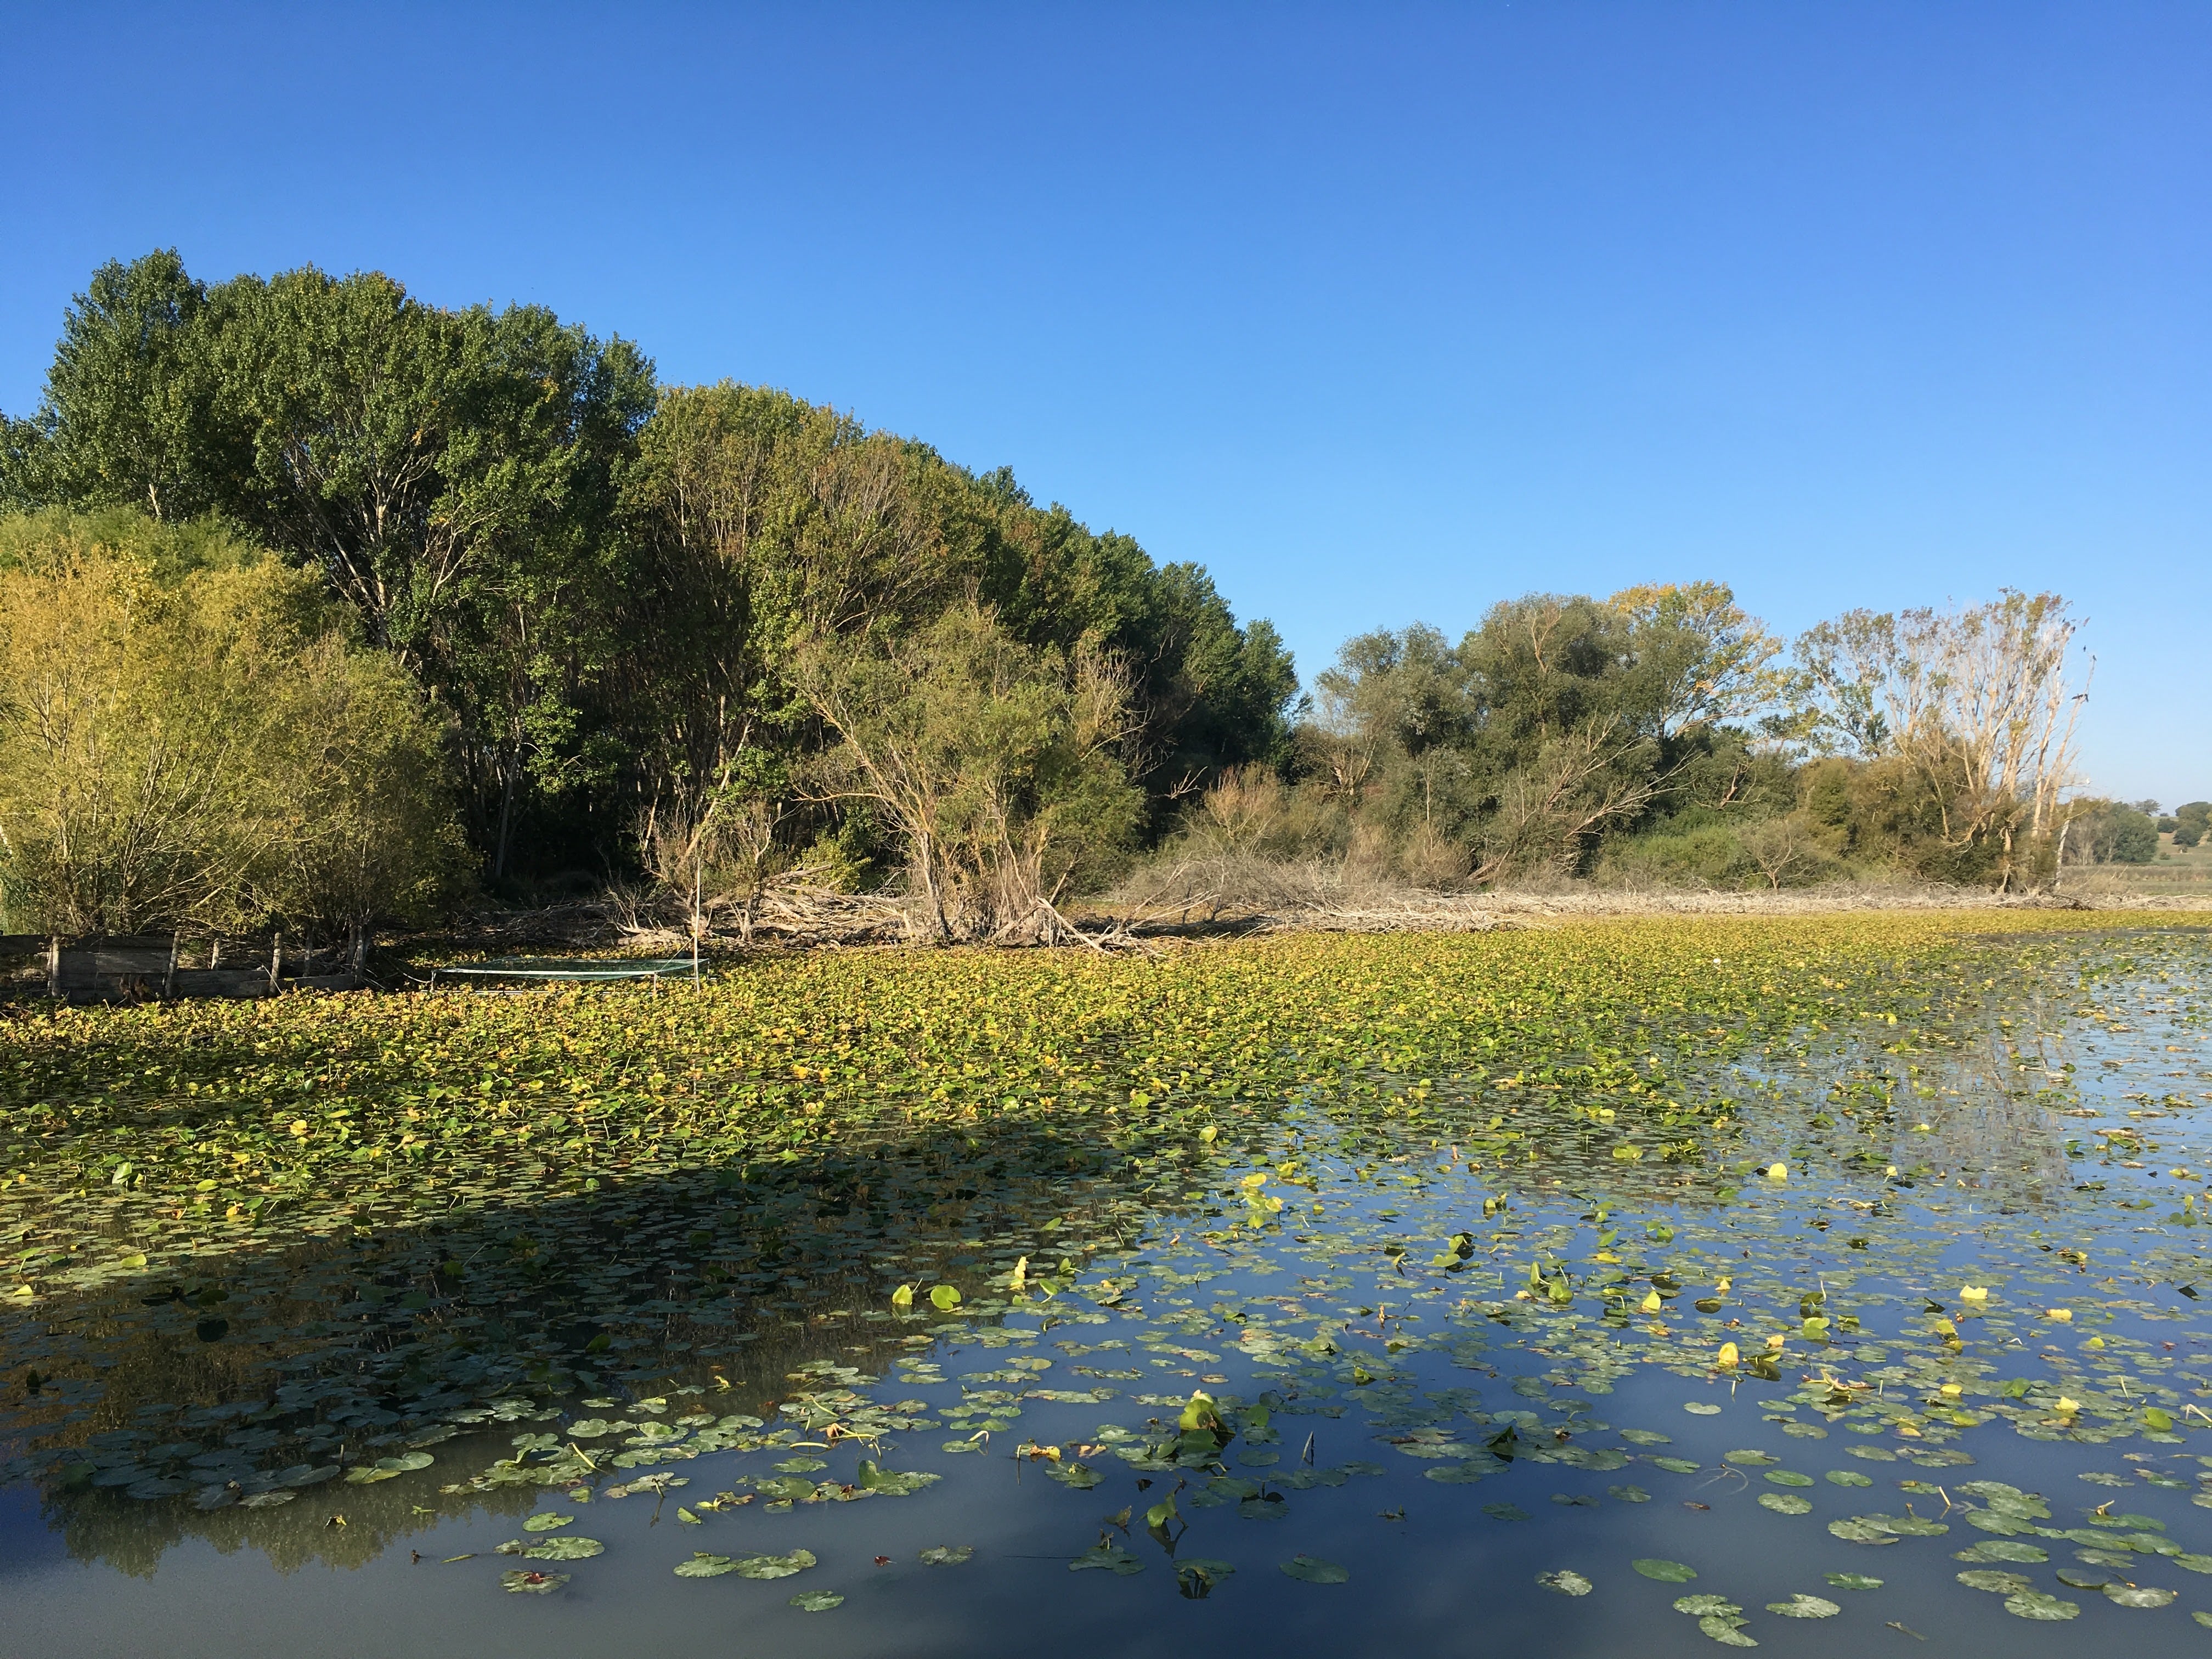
[4,3,2205,802]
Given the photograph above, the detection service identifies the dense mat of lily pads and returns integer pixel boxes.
[5,913,2212,1648]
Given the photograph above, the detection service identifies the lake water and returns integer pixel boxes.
[4,926,2211,1655]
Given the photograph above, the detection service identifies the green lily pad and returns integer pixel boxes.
[1827,1519,1899,1544]
[1684,1403,1723,1415]
[855,1459,940,1496]
[500,1570,568,1594]
[1955,1540,2047,1563]
[1674,1594,1739,1616]
[773,1457,827,1473]
[1070,1539,1143,1575]
[1424,1463,1493,1484]
[1620,1429,1673,1446]
[1483,1503,1531,1521]
[918,1546,974,1566]
[1280,1555,1350,1583]
[675,1554,738,1577]
[1634,1558,1699,1582]
[1608,1484,1652,1503]
[1958,1570,2031,1593]
[2002,1591,2080,1621]
[2104,1584,2177,1609]
[1822,1572,1883,1590]
[1766,1594,1840,1618]
[1176,1558,1235,1594]
[1651,1457,1702,1474]
[2055,1568,2108,1588]
[734,1549,817,1580]
[1758,1493,1813,1515]
[1538,1570,1594,1595]
[521,1512,573,1532]
[1762,1470,1813,1487]
[522,1536,602,1561]
[1825,1469,1874,1487]
[790,1590,844,1611]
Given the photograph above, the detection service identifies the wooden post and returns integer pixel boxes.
[163,933,179,999]
[46,936,59,998]
[268,933,282,996]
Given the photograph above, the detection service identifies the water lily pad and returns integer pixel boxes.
[1482,1503,1531,1521]
[1824,1573,1883,1590]
[1957,1570,2032,1593]
[1674,1594,1738,1616]
[1827,1519,1899,1544]
[1684,1403,1723,1415]
[522,1512,573,1532]
[2003,1591,2080,1620]
[773,1457,828,1473]
[1070,1539,1143,1575]
[1955,1540,2047,1564]
[1825,1470,1874,1487]
[789,1590,844,1612]
[500,1570,568,1594]
[1651,1457,1702,1474]
[2104,1584,2176,1608]
[1538,1569,1594,1596]
[1634,1558,1699,1582]
[1280,1554,1350,1583]
[1766,1594,1840,1618]
[522,1536,602,1561]
[1177,1558,1235,1596]
[1758,1494,1813,1515]
[1608,1484,1651,1503]
[2055,1568,2108,1588]
[917,1546,973,1566]
[734,1549,818,1580]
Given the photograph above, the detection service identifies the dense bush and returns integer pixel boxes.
[0,510,466,935]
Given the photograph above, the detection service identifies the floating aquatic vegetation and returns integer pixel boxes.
[2,916,2211,1647]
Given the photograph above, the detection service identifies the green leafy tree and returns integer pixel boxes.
[0,509,465,934]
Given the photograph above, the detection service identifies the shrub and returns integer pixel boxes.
[0,509,466,935]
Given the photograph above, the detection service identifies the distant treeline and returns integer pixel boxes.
[0,252,2115,939]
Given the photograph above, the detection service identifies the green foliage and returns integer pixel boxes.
[798,606,1142,938]
[1293,584,1793,883]
[2063,800,2160,866]
[0,510,466,933]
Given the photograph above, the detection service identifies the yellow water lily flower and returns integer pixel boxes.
[1958,1285,1988,1302]
[2055,1396,2081,1414]
[1640,1290,1662,1313]
[1939,1383,1962,1397]
[1765,1333,1786,1351]
[1766,1163,1788,1181]
[1714,1277,1733,1295]
[2045,1308,2073,1322]
[1717,1342,1740,1368]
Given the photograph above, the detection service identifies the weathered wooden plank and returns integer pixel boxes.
[79,947,175,975]
[167,969,274,997]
